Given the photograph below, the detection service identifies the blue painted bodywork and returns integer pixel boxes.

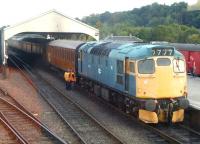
[78,41,183,97]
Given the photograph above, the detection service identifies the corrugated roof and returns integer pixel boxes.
[48,40,84,49]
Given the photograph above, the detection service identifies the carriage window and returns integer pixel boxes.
[173,59,185,73]
[138,59,155,74]
[157,58,171,66]
[129,62,135,73]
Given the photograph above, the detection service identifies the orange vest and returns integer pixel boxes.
[64,72,76,82]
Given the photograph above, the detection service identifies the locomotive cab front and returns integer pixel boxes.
[135,47,189,123]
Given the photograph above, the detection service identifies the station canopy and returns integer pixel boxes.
[4,10,99,40]
[0,10,99,64]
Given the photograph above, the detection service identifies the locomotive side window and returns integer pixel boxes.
[157,58,171,66]
[116,60,124,84]
[98,56,101,64]
[117,60,123,74]
[173,59,185,73]
[105,59,108,67]
[117,75,123,84]
[129,62,135,73]
[91,55,94,64]
[138,59,155,74]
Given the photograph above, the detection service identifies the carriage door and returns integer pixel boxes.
[125,57,129,92]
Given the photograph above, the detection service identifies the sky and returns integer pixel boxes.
[0,0,197,27]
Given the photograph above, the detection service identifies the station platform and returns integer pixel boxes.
[188,75,200,110]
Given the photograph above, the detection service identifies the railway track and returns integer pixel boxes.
[9,54,125,144]
[0,116,22,144]
[86,89,200,144]
[38,71,200,144]
[154,124,200,143]
[9,54,200,144]
[85,90,200,144]
[0,88,66,144]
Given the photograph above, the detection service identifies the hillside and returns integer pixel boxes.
[82,2,200,43]
[82,2,190,27]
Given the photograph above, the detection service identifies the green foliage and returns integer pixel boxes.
[82,2,189,27]
[186,34,200,43]
[82,2,200,43]
[97,23,200,43]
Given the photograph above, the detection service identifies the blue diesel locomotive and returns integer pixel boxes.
[77,41,189,123]
[8,37,189,123]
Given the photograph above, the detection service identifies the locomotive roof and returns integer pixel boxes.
[79,41,183,59]
[48,39,84,49]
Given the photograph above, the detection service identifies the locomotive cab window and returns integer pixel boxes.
[173,59,185,73]
[157,58,171,66]
[138,59,155,74]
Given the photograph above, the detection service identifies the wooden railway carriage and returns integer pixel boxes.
[47,40,84,73]
[7,34,48,55]
[78,42,189,123]
[170,43,200,76]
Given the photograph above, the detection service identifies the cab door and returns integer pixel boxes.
[125,58,136,96]
[125,57,129,92]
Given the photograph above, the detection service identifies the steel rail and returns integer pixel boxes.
[9,55,86,144]
[0,95,67,144]
[37,73,126,144]
[11,53,200,144]
[0,116,28,144]
[79,88,200,144]
[10,53,126,144]
[38,88,88,144]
